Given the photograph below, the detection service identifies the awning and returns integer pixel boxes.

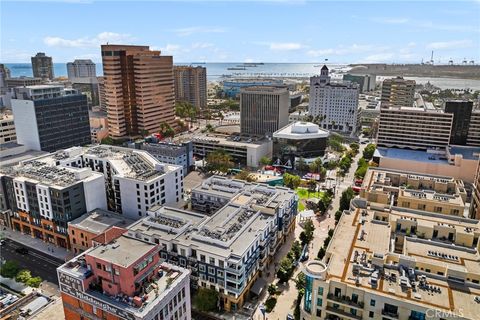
[250,277,267,296]
[299,210,315,219]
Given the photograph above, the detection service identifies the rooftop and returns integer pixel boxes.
[323,205,480,319]
[273,121,329,140]
[68,209,135,234]
[192,133,270,148]
[88,235,156,268]
[193,176,246,198]
[447,145,480,160]
[374,147,448,164]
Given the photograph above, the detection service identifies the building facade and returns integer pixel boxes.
[5,77,42,90]
[309,66,359,134]
[444,100,473,145]
[138,141,193,175]
[0,113,16,144]
[11,85,91,152]
[0,157,107,248]
[127,177,297,311]
[273,122,329,168]
[466,111,480,147]
[377,106,453,150]
[191,133,272,168]
[97,76,107,112]
[31,52,54,80]
[67,59,97,80]
[58,236,191,320]
[101,45,175,139]
[240,86,289,136]
[380,76,415,107]
[174,66,207,109]
[470,160,480,220]
[343,74,376,92]
[45,145,184,219]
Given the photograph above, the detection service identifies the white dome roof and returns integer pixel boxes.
[291,122,319,134]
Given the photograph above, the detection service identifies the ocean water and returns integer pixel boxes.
[5,63,480,90]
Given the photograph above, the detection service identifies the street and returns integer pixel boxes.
[1,238,62,285]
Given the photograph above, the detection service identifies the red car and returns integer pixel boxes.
[352,186,361,193]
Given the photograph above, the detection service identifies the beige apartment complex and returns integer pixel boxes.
[101,44,175,139]
[377,106,453,150]
[174,66,207,109]
[470,160,480,220]
[380,76,415,108]
[467,111,480,146]
[360,168,467,217]
[301,202,480,320]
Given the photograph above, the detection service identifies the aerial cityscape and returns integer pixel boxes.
[0,1,480,320]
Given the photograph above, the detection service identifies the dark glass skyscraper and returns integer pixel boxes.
[445,100,473,145]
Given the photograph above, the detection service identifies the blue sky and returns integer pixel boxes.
[1,0,479,63]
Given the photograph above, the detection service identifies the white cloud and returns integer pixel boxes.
[269,42,305,51]
[43,32,132,48]
[191,42,214,49]
[372,17,409,24]
[426,40,473,50]
[173,26,227,37]
[407,42,416,48]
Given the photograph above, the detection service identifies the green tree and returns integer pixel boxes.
[309,158,323,174]
[317,247,326,259]
[277,256,294,283]
[301,219,315,245]
[296,157,309,172]
[291,240,302,260]
[307,180,317,195]
[16,269,32,284]
[235,170,257,182]
[339,187,355,211]
[295,272,306,292]
[26,276,42,288]
[260,156,272,166]
[159,122,175,138]
[268,283,278,296]
[193,288,219,312]
[363,143,376,160]
[349,142,360,152]
[0,260,19,278]
[283,173,301,189]
[206,150,234,173]
[323,236,331,248]
[334,210,343,223]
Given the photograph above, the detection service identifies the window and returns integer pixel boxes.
[96,263,101,269]
[369,311,374,318]
[317,287,323,295]
[316,298,322,306]
[200,255,206,262]
[209,257,215,265]
[370,299,375,306]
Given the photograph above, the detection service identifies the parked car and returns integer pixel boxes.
[15,247,28,254]
[0,239,5,246]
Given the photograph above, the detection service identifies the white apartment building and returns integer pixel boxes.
[0,113,16,143]
[126,176,298,312]
[27,145,183,220]
[309,66,359,134]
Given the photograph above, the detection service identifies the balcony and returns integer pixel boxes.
[326,306,362,320]
[382,309,399,319]
[327,293,364,309]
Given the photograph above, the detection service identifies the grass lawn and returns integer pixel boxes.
[296,188,326,211]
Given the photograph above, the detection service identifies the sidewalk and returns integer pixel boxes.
[1,228,70,261]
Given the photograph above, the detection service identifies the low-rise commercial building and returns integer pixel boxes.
[273,121,329,168]
[374,145,480,183]
[343,74,376,92]
[67,208,134,254]
[360,168,467,217]
[58,235,191,320]
[0,157,107,248]
[192,133,272,168]
[126,177,297,311]
[5,77,43,90]
[300,202,480,320]
[89,109,109,143]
